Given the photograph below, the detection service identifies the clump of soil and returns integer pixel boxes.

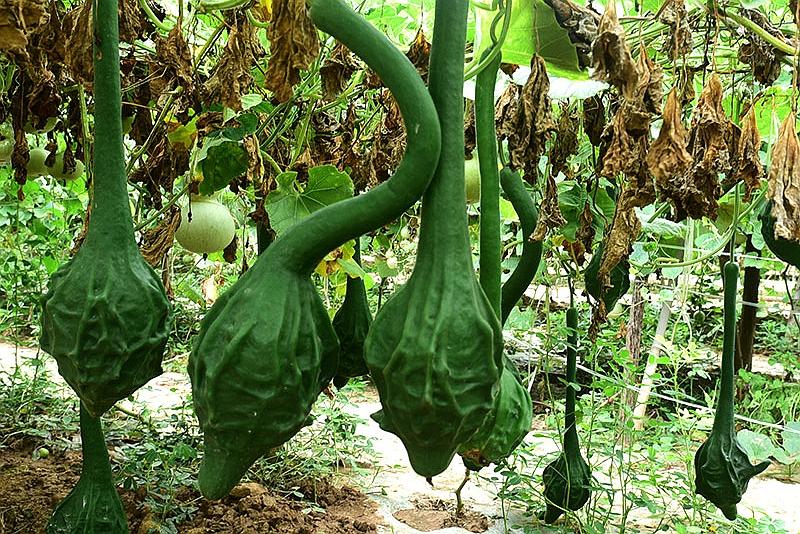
[0,444,380,534]
[393,496,490,533]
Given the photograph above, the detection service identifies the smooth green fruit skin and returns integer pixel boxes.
[760,201,800,269]
[585,244,631,310]
[175,197,237,254]
[459,362,532,471]
[189,267,339,499]
[49,153,86,181]
[27,147,51,177]
[332,242,372,384]
[694,262,770,520]
[464,157,481,203]
[40,241,172,417]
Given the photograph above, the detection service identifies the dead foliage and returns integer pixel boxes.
[738,9,786,86]
[204,16,264,111]
[319,43,359,100]
[264,0,321,102]
[646,88,692,191]
[0,0,49,62]
[729,105,763,202]
[582,94,605,147]
[140,208,182,267]
[532,174,567,241]
[766,113,800,241]
[592,0,637,98]
[550,103,580,177]
[405,28,432,81]
[658,0,692,59]
[542,0,599,69]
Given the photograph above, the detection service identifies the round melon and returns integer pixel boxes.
[175,196,237,254]
[26,147,51,177]
[48,152,85,181]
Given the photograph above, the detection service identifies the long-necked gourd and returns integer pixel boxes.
[457,51,532,471]
[500,167,542,324]
[694,261,770,520]
[364,0,503,479]
[39,0,172,418]
[759,201,800,269]
[46,405,128,533]
[542,307,592,523]
[332,239,372,388]
[188,0,441,499]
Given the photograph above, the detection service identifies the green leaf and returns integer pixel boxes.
[558,181,587,241]
[737,429,777,463]
[198,138,249,196]
[642,217,685,239]
[474,0,583,77]
[265,165,354,234]
[782,422,800,457]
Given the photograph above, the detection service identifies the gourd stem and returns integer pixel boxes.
[78,402,115,481]
[714,262,738,434]
[564,307,580,452]
[346,239,367,299]
[499,168,541,325]
[268,0,441,276]
[85,0,136,250]
[477,50,502,319]
[416,0,471,265]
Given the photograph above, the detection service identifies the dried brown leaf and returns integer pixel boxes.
[507,56,555,180]
[264,0,321,102]
[647,89,692,186]
[658,0,692,59]
[0,0,49,60]
[635,47,662,115]
[543,0,599,69]
[405,28,431,81]
[319,43,358,100]
[494,82,520,144]
[62,1,93,85]
[140,208,182,267]
[583,94,605,147]
[532,174,567,241]
[738,10,786,86]
[153,25,196,108]
[592,0,637,98]
[550,103,579,176]
[205,18,264,111]
[767,114,800,241]
[735,106,763,202]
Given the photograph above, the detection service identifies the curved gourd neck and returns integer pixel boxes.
[84,0,136,251]
[268,0,440,276]
[564,307,580,452]
[79,403,114,481]
[713,263,738,433]
[346,240,367,295]
[416,0,471,267]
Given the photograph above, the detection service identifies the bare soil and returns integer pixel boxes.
[0,443,381,534]
[392,496,490,533]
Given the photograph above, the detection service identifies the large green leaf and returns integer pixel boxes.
[265,165,354,234]
[474,0,584,79]
[198,138,249,196]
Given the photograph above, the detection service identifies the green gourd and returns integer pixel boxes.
[365,1,503,479]
[39,0,171,418]
[188,0,441,500]
[542,307,592,524]
[500,167,542,324]
[694,262,770,520]
[46,405,128,534]
[759,201,800,269]
[585,243,630,312]
[332,239,372,389]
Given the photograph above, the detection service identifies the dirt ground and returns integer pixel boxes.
[0,442,383,534]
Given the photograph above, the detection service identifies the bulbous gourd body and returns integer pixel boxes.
[694,262,770,520]
[189,266,338,499]
[760,201,800,269]
[459,362,532,471]
[41,241,171,417]
[585,244,630,311]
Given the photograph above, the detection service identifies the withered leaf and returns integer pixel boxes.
[592,0,637,98]
[507,55,555,181]
[319,43,358,100]
[550,103,579,177]
[205,18,264,111]
[119,0,146,43]
[62,0,93,85]
[140,208,182,267]
[264,0,321,102]
[767,113,800,241]
[658,0,692,59]
[600,101,650,179]
[494,82,520,144]
[543,0,599,69]
[0,0,49,61]
[635,46,662,115]
[153,25,196,110]
[532,174,567,241]
[583,94,605,147]
[405,28,431,81]
[647,88,692,187]
[733,106,763,202]
[737,9,785,86]
[574,200,596,263]
[370,90,406,184]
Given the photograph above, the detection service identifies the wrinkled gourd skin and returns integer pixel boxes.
[759,201,800,269]
[47,406,128,534]
[40,241,171,417]
[694,262,770,520]
[542,307,592,524]
[585,244,630,311]
[366,262,502,477]
[332,243,372,388]
[188,266,338,499]
[459,361,532,471]
[694,428,770,520]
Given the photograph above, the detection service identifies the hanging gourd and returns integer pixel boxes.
[365,2,503,479]
[585,242,630,312]
[39,0,172,419]
[188,0,441,500]
[174,195,237,255]
[331,239,372,389]
[542,307,592,524]
[500,167,542,324]
[759,113,800,270]
[694,262,770,520]
[45,405,128,534]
